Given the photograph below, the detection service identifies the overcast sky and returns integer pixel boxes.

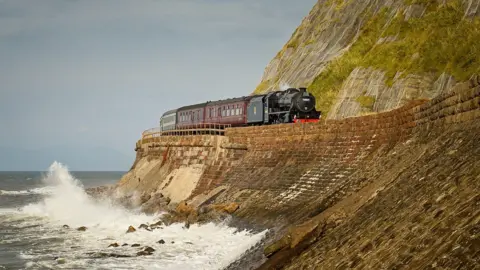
[0,0,316,171]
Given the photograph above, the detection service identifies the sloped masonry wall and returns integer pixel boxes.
[120,80,479,225]
[217,100,421,225]
[215,81,479,225]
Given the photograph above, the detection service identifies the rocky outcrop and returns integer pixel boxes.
[326,68,452,119]
[254,0,480,119]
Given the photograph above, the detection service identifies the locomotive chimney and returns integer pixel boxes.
[299,87,307,96]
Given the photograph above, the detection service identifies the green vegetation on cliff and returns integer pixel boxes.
[356,95,376,110]
[308,0,480,116]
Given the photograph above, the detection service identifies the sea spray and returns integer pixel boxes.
[8,161,268,269]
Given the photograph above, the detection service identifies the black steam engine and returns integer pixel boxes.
[264,87,321,124]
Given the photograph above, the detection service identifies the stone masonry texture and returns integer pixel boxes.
[125,80,480,269]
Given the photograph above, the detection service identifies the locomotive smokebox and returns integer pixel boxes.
[299,87,307,92]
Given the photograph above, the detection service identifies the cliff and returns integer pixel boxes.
[253,0,480,120]
[115,80,479,269]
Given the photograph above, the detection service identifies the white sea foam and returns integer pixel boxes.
[0,187,54,196]
[11,161,267,269]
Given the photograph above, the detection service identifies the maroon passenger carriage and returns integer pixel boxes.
[205,97,250,126]
[176,97,252,130]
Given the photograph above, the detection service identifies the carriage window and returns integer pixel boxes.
[236,105,240,115]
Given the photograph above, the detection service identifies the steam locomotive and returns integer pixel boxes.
[159,87,321,131]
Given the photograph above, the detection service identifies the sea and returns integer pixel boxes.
[0,162,267,270]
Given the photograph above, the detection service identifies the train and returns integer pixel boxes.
[159,87,321,132]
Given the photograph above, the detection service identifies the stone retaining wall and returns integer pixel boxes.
[125,81,479,224]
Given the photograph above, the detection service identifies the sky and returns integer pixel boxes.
[0,0,317,171]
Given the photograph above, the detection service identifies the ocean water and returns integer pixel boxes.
[0,162,267,270]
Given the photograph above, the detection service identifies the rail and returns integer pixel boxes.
[141,123,232,140]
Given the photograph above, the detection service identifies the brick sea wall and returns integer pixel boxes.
[129,81,479,224]
[212,81,480,224]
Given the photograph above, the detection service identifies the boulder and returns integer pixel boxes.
[264,237,291,258]
[158,239,165,244]
[211,202,239,214]
[289,220,320,248]
[122,243,129,247]
[138,224,152,231]
[140,192,152,204]
[141,193,170,214]
[131,244,141,247]
[151,220,163,227]
[62,225,69,229]
[76,226,87,231]
[136,251,153,256]
[176,201,195,216]
[108,243,119,248]
[88,252,131,258]
[143,246,155,253]
[197,208,229,224]
[126,226,136,233]
[264,220,323,258]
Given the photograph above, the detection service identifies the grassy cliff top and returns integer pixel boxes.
[254,0,480,117]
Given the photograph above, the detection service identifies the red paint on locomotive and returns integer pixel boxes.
[293,118,320,124]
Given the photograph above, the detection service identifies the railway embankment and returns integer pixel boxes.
[115,80,479,269]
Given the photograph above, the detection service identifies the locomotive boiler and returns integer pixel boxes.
[264,87,321,124]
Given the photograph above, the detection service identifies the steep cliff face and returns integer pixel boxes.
[254,0,480,119]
